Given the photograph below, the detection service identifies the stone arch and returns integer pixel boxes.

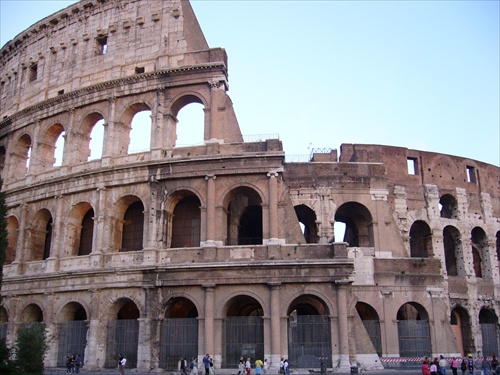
[57,302,88,367]
[356,301,382,356]
[10,133,32,179]
[471,227,489,278]
[75,111,105,163]
[396,302,431,357]
[20,303,44,322]
[114,195,145,252]
[443,225,463,276]
[159,297,200,370]
[105,297,140,368]
[223,186,264,246]
[222,295,264,368]
[165,190,202,248]
[119,102,152,155]
[409,220,433,257]
[287,294,332,368]
[294,204,318,244]
[334,201,374,247]
[478,308,499,357]
[439,194,459,219]
[170,93,208,148]
[39,122,65,169]
[6,215,19,264]
[66,202,95,257]
[450,305,472,356]
[28,208,53,261]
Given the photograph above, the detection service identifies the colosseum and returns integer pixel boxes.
[0,0,499,373]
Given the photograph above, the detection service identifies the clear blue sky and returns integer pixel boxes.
[1,0,499,166]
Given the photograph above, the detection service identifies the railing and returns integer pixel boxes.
[242,133,279,142]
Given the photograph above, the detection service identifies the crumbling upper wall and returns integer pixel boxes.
[0,0,221,117]
[339,143,500,217]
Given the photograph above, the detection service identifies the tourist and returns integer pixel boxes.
[238,359,245,375]
[460,358,467,375]
[209,359,216,375]
[279,358,284,375]
[421,359,431,375]
[190,356,198,375]
[467,354,474,375]
[439,355,448,375]
[118,354,126,375]
[284,359,290,375]
[74,354,82,374]
[430,360,438,375]
[263,359,269,375]
[203,354,211,375]
[245,357,251,375]
[481,356,491,375]
[450,356,458,375]
[179,357,187,375]
[255,359,263,375]
[491,354,498,374]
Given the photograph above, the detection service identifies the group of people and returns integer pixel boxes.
[65,354,82,374]
[421,354,499,375]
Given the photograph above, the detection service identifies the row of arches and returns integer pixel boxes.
[4,185,266,264]
[4,294,494,370]
[0,98,206,182]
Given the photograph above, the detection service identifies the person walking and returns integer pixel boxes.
[430,360,438,375]
[118,354,127,375]
[190,356,198,375]
[74,354,82,374]
[263,359,269,375]
[245,357,251,375]
[284,359,290,375]
[179,357,187,375]
[460,357,468,375]
[439,355,448,375]
[450,357,458,375]
[481,356,491,375]
[421,359,431,375]
[467,354,474,375]
[238,359,245,375]
[255,359,263,375]
[203,354,211,375]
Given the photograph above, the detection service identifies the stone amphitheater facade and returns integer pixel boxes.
[0,0,499,372]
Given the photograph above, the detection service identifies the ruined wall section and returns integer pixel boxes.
[0,0,213,118]
[339,143,500,218]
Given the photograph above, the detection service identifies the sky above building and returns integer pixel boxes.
[1,0,499,166]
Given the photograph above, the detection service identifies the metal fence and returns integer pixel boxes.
[481,323,499,356]
[223,316,264,368]
[362,320,382,357]
[57,320,88,367]
[0,322,7,340]
[159,318,199,370]
[397,320,431,357]
[288,315,332,368]
[105,319,139,368]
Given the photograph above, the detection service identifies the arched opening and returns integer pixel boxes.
[88,119,105,160]
[0,146,5,176]
[294,204,318,243]
[171,195,201,248]
[39,124,65,169]
[10,133,32,178]
[6,216,19,264]
[334,202,374,247]
[79,208,94,256]
[0,306,8,340]
[173,100,205,148]
[225,187,263,246]
[287,295,332,368]
[496,231,500,264]
[409,220,432,257]
[28,209,53,261]
[127,108,152,154]
[471,227,488,278]
[479,308,499,357]
[356,302,382,356]
[121,200,144,252]
[105,299,140,368]
[54,131,65,167]
[443,226,462,276]
[57,302,88,367]
[450,306,472,357]
[439,194,459,219]
[397,302,431,357]
[160,298,199,370]
[21,303,44,322]
[223,295,264,368]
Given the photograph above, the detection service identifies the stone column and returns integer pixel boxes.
[46,195,65,272]
[101,96,117,166]
[335,281,351,370]
[208,81,225,142]
[137,317,152,370]
[91,186,106,268]
[268,282,281,370]
[203,284,216,356]
[151,89,165,157]
[203,175,216,246]
[12,203,29,274]
[85,290,103,369]
[266,172,279,244]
